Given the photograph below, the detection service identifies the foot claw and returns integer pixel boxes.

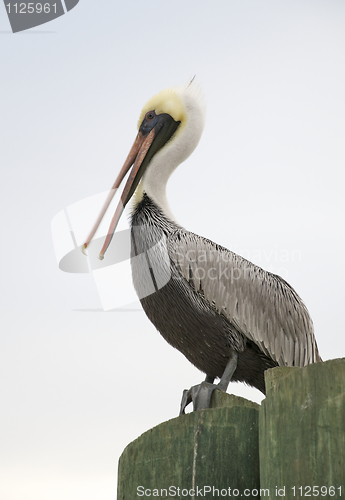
[179,389,192,415]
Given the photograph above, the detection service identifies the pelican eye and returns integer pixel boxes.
[146,111,155,121]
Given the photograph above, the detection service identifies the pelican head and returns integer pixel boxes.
[84,81,206,259]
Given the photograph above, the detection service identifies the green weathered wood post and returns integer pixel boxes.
[118,358,345,499]
[259,358,345,499]
[117,392,260,499]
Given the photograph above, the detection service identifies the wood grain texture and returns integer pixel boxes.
[117,391,260,499]
[260,358,345,497]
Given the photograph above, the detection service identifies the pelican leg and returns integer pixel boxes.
[217,351,238,391]
[179,351,238,415]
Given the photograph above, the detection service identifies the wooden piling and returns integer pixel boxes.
[117,391,260,499]
[260,358,345,497]
[117,359,345,499]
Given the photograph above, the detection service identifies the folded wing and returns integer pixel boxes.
[169,230,320,367]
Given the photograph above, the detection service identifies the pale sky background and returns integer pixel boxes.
[1,1,345,499]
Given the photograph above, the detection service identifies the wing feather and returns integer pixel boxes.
[169,230,318,367]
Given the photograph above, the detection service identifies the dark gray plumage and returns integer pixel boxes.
[131,194,321,395]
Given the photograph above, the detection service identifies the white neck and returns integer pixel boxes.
[134,85,205,221]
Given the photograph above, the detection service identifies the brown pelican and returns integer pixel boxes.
[84,81,321,413]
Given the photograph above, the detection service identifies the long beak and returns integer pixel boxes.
[83,128,156,259]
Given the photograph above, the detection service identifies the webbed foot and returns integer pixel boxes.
[179,351,238,415]
[179,382,221,415]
